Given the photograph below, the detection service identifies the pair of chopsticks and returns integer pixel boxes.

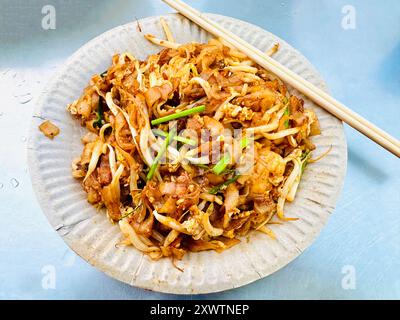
[162,0,400,158]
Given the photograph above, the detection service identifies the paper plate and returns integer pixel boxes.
[28,13,347,294]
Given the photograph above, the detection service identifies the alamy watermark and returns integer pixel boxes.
[341,5,357,30]
[41,5,56,30]
[41,265,56,290]
[341,265,356,290]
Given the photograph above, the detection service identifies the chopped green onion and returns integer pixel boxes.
[146,128,176,180]
[151,105,205,126]
[152,129,166,137]
[93,98,105,129]
[212,153,231,175]
[284,106,290,128]
[209,175,240,195]
[212,137,250,175]
[175,136,198,146]
[153,129,197,146]
[240,136,251,149]
[100,70,108,77]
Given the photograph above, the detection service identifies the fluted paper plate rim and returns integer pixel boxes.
[28,13,347,294]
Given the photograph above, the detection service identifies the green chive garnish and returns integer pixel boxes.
[284,106,290,128]
[151,105,205,126]
[93,98,105,128]
[212,137,250,175]
[212,153,231,175]
[175,136,198,146]
[209,175,240,195]
[240,136,251,149]
[146,128,176,180]
[153,129,197,146]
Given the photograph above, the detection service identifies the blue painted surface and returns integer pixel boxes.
[0,0,399,299]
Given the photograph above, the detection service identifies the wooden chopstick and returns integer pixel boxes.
[162,0,400,157]
[168,0,398,143]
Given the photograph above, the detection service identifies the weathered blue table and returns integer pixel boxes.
[0,0,399,299]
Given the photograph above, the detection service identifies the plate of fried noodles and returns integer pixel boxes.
[28,14,347,294]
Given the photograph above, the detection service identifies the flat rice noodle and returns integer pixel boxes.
[144,82,173,109]
[101,164,124,221]
[115,112,135,151]
[158,196,177,215]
